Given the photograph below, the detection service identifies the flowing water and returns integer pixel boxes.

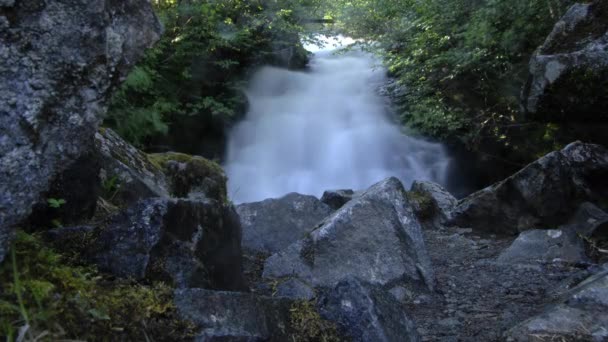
[225,37,450,203]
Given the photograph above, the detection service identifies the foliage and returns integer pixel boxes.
[324,0,575,162]
[46,198,66,209]
[0,231,195,341]
[106,0,321,153]
[289,300,342,341]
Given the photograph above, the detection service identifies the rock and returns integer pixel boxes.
[449,142,608,235]
[174,288,293,341]
[96,128,170,206]
[318,278,421,342]
[522,1,608,122]
[148,152,228,202]
[236,193,332,254]
[90,198,246,290]
[321,189,356,210]
[506,266,608,341]
[263,177,434,291]
[497,229,588,264]
[410,181,457,227]
[0,0,162,262]
[275,278,315,301]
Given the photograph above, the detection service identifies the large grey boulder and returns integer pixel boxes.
[497,229,588,264]
[410,180,457,228]
[320,189,357,210]
[506,265,608,341]
[174,288,294,341]
[318,278,420,342]
[0,0,162,262]
[236,193,332,255]
[263,177,434,291]
[522,1,608,122]
[449,142,608,235]
[85,198,246,290]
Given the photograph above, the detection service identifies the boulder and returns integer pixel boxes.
[148,152,228,202]
[174,288,294,341]
[275,278,315,301]
[320,189,357,210]
[0,0,161,261]
[410,181,457,227]
[318,278,420,342]
[96,128,170,206]
[506,266,608,341]
[0,0,162,262]
[263,177,434,291]
[85,198,246,290]
[522,1,608,122]
[449,142,608,235]
[497,229,588,264]
[236,193,332,255]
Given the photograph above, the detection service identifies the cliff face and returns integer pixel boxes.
[0,0,162,262]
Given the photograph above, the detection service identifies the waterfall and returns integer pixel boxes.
[225,36,449,203]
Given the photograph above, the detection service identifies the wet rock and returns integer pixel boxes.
[497,229,588,264]
[96,128,170,206]
[318,278,421,342]
[148,152,227,202]
[174,288,293,341]
[506,266,608,341]
[449,142,608,235]
[410,181,457,227]
[0,0,162,262]
[522,1,608,122]
[236,193,332,255]
[276,278,315,301]
[320,189,356,210]
[263,177,434,290]
[90,198,245,290]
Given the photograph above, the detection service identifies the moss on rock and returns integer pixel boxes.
[0,231,196,341]
[148,152,228,203]
[407,190,436,220]
[288,300,343,342]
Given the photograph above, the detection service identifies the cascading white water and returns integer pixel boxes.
[225,36,450,203]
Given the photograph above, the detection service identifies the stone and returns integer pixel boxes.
[506,266,608,341]
[96,128,170,207]
[522,1,608,122]
[320,189,356,210]
[174,288,293,341]
[263,177,434,291]
[148,152,228,202]
[276,278,315,301]
[0,0,162,262]
[449,142,608,235]
[497,229,588,264]
[90,198,246,290]
[236,193,332,254]
[410,180,458,227]
[318,278,421,342]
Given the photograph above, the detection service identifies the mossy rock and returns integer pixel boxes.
[288,300,343,342]
[148,152,228,203]
[407,190,436,220]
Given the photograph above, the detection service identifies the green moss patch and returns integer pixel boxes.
[407,191,437,220]
[289,300,343,342]
[0,231,195,341]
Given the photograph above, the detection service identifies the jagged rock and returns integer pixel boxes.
[522,0,608,122]
[148,152,228,202]
[263,177,434,291]
[497,229,588,264]
[410,180,457,227]
[275,278,315,300]
[0,0,162,262]
[320,189,356,210]
[174,288,294,341]
[449,142,608,235]
[236,193,332,254]
[88,198,245,290]
[506,265,608,341]
[96,128,170,206]
[318,278,420,342]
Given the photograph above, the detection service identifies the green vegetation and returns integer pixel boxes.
[322,0,576,163]
[289,300,342,341]
[106,0,321,155]
[0,231,194,341]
